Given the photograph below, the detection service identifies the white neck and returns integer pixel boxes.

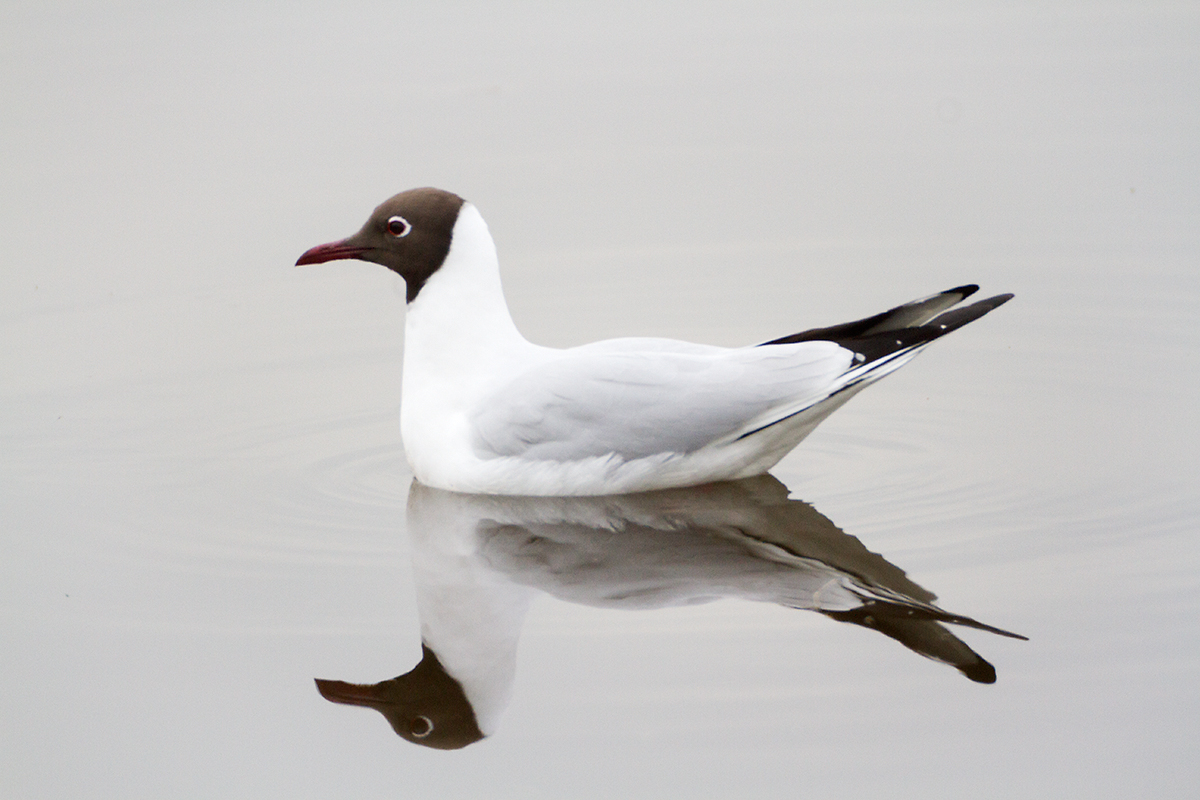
[402,203,527,371]
[398,204,543,485]
[407,482,535,735]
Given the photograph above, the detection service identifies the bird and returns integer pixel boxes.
[297,188,1012,496]
[315,476,1026,749]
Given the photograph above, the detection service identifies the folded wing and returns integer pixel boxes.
[470,286,1013,465]
[471,339,854,461]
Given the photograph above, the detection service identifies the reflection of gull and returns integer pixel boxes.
[317,477,1024,749]
[297,188,1011,495]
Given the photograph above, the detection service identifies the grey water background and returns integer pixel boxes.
[2,2,1197,797]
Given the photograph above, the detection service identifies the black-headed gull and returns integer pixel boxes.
[297,188,1012,496]
[315,477,1025,749]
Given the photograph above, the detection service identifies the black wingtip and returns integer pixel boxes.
[759,285,1006,348]
[925,293,1014,334]
[959,659,998,684]
[814,291,1011,364]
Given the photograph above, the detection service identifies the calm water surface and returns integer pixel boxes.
[3,3,1198,798]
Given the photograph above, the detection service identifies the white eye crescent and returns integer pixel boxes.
[387,216,412,237]
[410,715,434,738]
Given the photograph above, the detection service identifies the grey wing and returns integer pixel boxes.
[470,340,853,462]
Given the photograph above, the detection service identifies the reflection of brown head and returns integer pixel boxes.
[315,644,484,750]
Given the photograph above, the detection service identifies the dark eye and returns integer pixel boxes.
[387,216,412,237]
[410,715,434,738]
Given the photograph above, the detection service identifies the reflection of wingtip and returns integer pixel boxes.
[958,659,997,684]
[823,602,1017,683]
[957,619,1028,641]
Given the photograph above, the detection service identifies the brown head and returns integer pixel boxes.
[314,644,484,750]
[296,188,466,302]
